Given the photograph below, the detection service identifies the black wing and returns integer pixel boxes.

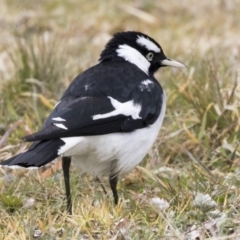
[23,62,164,142]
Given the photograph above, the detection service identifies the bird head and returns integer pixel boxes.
[99,31,185,75]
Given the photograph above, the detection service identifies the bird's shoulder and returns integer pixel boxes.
[61,61,153,100]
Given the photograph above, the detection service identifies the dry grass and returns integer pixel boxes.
[0,0,240,239]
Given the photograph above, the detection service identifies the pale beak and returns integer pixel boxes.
[161,59,185,68]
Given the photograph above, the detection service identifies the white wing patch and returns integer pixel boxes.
[93,96,142,120]
[142,79,153,86]
[54,123,68,130]
[116,44,150,75]
[0,165,39,170]
[139,79,154,92]
[136,36,161,53]
[52,117,66,122]
[54,101,61,108]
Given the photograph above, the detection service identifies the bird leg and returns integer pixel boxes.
[62,157,72,214]
[95,177,107,195]
[109,175,118,205]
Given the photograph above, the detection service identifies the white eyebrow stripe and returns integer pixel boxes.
[136,36,161,53]
[116,44,150,75]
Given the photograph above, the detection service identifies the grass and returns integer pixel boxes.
[0,0,240,239]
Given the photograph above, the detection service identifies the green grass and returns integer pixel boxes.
[1,0,240,239]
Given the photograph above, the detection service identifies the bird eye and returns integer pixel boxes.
[146,52,154,61]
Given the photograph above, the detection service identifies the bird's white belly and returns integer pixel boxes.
[63,93,166,178]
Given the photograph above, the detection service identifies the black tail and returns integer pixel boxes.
[0,139,65,168]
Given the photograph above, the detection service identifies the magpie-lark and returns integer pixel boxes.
[0,31,185,214]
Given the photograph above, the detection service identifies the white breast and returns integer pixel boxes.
[63,92,166,178]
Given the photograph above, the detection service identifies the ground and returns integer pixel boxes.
[0,0,240,239]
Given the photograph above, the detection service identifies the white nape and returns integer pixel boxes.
[116,44,150,75]
[93,96,142,120]
[54,123,68,130]
[136,36,161,53]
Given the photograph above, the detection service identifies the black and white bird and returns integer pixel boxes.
[0,31,184,214]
